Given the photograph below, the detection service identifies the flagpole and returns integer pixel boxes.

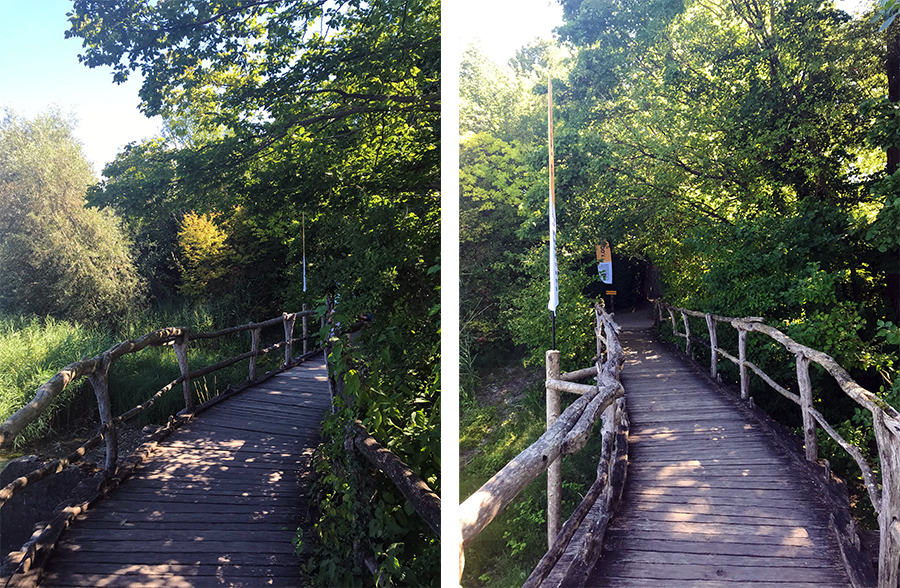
[302,213,307,293]
[546,73,562,550]
[547,74,558,351]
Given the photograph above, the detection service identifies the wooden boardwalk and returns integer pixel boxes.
[585,324,853,588]
[39,355,331,588]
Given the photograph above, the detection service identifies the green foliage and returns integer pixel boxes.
[176,212,231,299]
[0,315,109,447]
[305,301,439,587]
[0,299,269,450]
[509,246,601,370]
[460,132,534,355]
[460,42,553,143]
[0,110,144,325]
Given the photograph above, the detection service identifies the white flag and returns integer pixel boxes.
[598,262,613,285]
[548,76,558,314]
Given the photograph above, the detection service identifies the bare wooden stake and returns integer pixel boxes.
[85,353,117,473]
[738,327,749,401]
[173,328,193,412]
[283,313,295,366]
[873,409,900,588]
[681,310,691,357]
[546,349,562,549]
[795,353,818,462]
[706,314,718,379]
[249,327,261,381]
[302,304,309,355]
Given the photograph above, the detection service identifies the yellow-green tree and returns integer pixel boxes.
[176,211,231,300]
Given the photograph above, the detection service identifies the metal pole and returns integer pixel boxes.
[551,312,556,351]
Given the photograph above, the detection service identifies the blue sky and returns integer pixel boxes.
[0,0,161,175]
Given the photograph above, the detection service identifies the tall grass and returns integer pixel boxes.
[0,315,112,448]
[0,301,287,450]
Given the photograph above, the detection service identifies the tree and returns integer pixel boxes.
[0,110,144,325]
[68,3,439,583]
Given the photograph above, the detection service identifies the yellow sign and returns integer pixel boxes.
[606,290,617,296]
[596,241,611,263]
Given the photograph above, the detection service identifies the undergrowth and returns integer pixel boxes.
[460,370,604,588]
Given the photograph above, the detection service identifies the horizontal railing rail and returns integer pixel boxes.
[0,308,322,506]
[657,300,900,588]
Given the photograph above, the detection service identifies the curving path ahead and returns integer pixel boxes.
[585,311,852,588]
[39,355,331,588]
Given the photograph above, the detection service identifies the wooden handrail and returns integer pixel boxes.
[656,300,900,588]
[0,309,322,510]
[459,303,629,586]
[345,420,441,537]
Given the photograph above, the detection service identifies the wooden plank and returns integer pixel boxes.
[43,563,300,577]
[50,548,301,565]
[598,561,843,583]
[53,540,298,555]
[591,578,845,588]
[601,547,840,568]
[626,499,828,519]
[40,573,300,588]
[49,528,296,543]
[614,508,829,528]
[602,531,821,556]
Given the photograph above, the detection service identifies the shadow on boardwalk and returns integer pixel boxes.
[39,356,331,588]
[584,313,853,588]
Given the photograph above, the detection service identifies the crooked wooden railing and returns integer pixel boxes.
[459,303,628,587]
[657,300,900,588]
[0,309,323,582]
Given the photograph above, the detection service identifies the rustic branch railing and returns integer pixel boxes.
[344,420,441,538]
[0,308,321,512]
[459,303,629,587]
[0,307,329,588]
[657,300,900,588]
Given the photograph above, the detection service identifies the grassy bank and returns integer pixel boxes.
[0,303,287,450]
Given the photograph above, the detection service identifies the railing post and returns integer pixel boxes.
[86,352,117,474]
[706,314,718,379]
[737,326,749,401]
[681,311,691,358]
[283,313,295,366]
[174,328,194,412]
[302,304,309,355]
[795,353,818,462]
[546,349,561,549]
[872,409,900,588]
[249,326,261,380]
[596,303,605,363]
